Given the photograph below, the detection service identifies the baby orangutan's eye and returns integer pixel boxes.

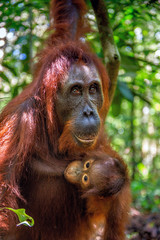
[85,161,90,169]
[82,174,90,187]
[83,159,94,170]
[83,175,88,182]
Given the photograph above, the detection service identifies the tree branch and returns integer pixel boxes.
[90,0,120,104]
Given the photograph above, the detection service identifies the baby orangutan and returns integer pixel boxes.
[64,152,130,240]
[64,152,128,197]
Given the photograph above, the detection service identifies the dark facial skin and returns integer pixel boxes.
[55,64,104,147]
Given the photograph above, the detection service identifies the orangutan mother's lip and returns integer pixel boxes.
[74,135,95,144]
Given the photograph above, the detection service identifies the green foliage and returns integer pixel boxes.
[0,0,50,105]
[105,0,160,213]
[132,178,160,212]
[0,0,159,213]
[118,81,134,102]
[0,208,34,227]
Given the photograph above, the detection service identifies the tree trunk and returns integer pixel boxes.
[90,0,120,105]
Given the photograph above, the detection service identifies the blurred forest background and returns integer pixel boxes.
[0,0,159,220]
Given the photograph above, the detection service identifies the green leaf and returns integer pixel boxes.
[111,92,122,116]
[0,72,10,83]
[2,63,18,76]
[137,163,148,178]
[120,54,140,72]
[118,81,134,102]
[2,208,34,227]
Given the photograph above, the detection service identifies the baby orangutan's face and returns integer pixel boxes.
[64,159,94,189]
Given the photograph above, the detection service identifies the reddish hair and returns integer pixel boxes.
[0,0,111,235]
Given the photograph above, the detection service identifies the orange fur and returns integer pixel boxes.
[0,0,130,239]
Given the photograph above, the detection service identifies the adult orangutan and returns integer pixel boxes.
[0,0,131,240]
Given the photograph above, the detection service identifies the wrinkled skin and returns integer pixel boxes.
[55,64,104,147]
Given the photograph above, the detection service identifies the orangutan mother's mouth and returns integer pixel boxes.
[74,135,95,145]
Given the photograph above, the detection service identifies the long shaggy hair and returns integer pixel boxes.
[0,1,130,239]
